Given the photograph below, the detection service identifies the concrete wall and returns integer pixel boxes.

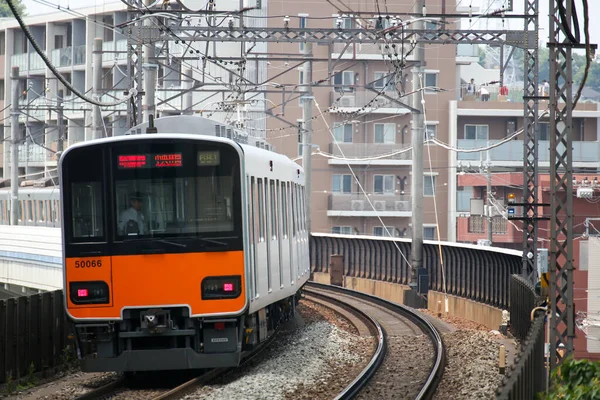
[0,225,62,291]
[311,272,503,330]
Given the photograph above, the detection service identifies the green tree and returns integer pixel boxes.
[539,357,600,400]
[0,0,27,18]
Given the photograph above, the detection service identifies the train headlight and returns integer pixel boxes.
[201,276,242,300]
[69,281,110,304]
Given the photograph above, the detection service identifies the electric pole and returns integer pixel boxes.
[92,38,103,139]
[301,40,313,234]
[57,89,64,153]
[10,66,19,225]
[143,0,157,122]
[486,149,492,243]
[410,0,425,287]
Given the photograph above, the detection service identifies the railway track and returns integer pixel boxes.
[303,282,446,400]
[73,329,280,400]
[72,282,443,400]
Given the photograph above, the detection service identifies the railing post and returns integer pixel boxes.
[330,254,343,287]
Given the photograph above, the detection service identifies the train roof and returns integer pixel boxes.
[121,115,274,151]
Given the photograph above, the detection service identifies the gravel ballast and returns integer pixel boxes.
[433,330,506,400]
[186,302,375,400]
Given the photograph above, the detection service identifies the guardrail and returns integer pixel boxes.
[310,233,522,309]
[496,276,546,399]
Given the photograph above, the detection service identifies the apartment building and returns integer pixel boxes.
[265,0,458,240]
[0,0,259,184]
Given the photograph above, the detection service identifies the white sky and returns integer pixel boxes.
[19,0,600,45]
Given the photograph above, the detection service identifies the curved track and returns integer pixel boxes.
[304,282,445,400]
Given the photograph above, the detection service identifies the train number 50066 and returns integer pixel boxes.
[74,260,103,268]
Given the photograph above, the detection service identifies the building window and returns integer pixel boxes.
[373,226,395,237]
[332,226,353,235]
[424,175,436,197]
[333,71,354,91]
[333,123,353,143]
[374,72,394,91]
[332,174,352,193]
[0,80,4,101]
[424,226,436,240]
[334,15,354,29]
[464,124,489,140]
[538,122,549,141]
[374,175,394,194]
[457,186,472,212]
[374,123,395,143]
[425,124,437,140]
[375,17,391,30]
[424,72,438,93]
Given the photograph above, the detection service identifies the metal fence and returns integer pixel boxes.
[0,291,72,384]
[494,274,546,399]
[310,234,521,309]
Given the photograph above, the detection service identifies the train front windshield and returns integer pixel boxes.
[63,138,243,255]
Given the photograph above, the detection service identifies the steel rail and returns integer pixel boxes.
[303,287,386,400]
[305,281,445,400]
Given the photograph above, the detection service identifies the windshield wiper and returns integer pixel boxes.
[150,238,188,248]
[199,237,228,246]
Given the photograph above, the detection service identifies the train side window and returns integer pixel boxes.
[292,183,297,236]
[270,180,277,239]
[257,178,264,240]
[281,181,288,238]
[71,182,104,239]
[299,185,305,232]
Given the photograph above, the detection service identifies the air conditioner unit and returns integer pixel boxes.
[339,96,355,107]
[395,201,410,211]
[374,200,386,211]
[351,200,364,211]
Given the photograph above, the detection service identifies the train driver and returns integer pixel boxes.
[118,192,146,235]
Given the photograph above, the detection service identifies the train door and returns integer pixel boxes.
[277,180,287,288]
[267,179,280,291]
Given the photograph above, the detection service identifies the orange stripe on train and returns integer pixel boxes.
[66,251,246,319]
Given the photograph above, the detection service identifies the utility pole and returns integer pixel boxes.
[92,38,103,139]
[410,0,425,287]
[10,66,19,225]
[143,0,157,122]
[57,89,64,153]
[486,149,492,243]
[301,40,313,234]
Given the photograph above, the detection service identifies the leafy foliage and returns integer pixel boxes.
[0,0,26,18]
[540,357,600,400]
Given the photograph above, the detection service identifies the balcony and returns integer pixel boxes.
[6,144,55,166]
[29,53,44,72]
[457,43,478,58]
[329,90,412,115]
[51,47,72,68]
[457,139,600,167]
[10,53,27,70]
[156,88,183,111]
[460,84,523,102]
[328,193,411,217]
[332,42,416,61]
[73,45,85,65]
[456,215,521,243]
[19,97,48,121]
[328,142,411,165]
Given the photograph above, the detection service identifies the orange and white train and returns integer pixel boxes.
[58,116,310,372]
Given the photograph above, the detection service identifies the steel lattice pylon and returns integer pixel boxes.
[522,0,539,282]
[549,0,575,368]
[126,5,144,129]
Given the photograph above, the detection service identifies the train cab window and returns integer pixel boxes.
[112,141,241,240]
[71,182,105,238]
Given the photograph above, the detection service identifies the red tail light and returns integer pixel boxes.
[69,281,110,305]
